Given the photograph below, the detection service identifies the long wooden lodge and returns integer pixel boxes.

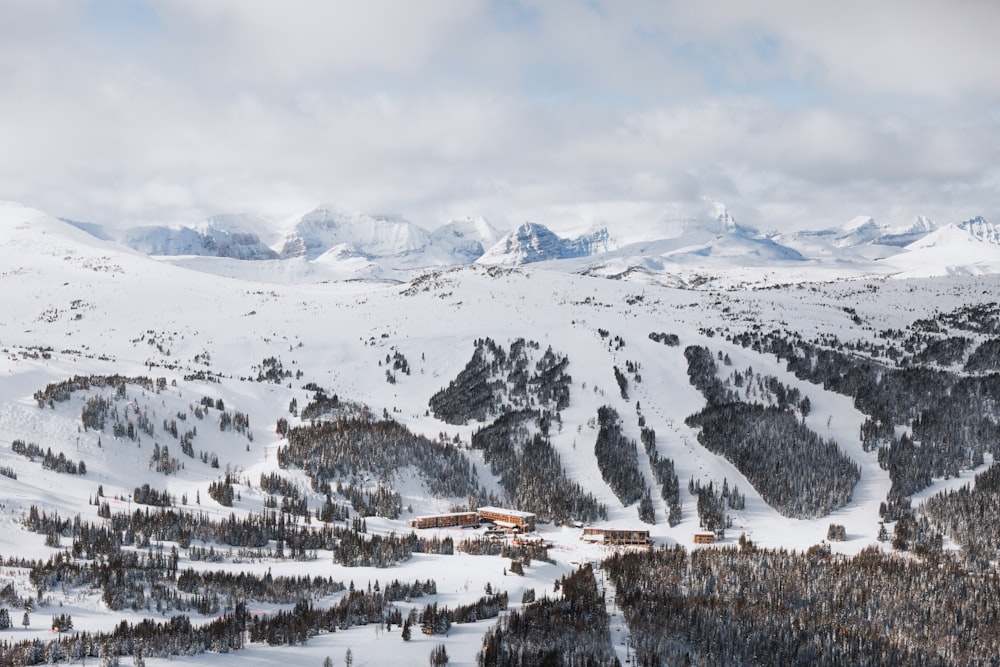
[408,506,537,532]
[408,511,480,530]
[476,506,537,532]
[581,527,652,546]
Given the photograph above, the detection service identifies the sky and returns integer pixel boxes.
[1,0,999,234]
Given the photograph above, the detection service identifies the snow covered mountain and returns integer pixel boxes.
[834,216,885,247]
[278,206,432,260]
[877,215,938,247]
[876,215,1000,277]
[4,199,1000,664]
[120,224,281,260]
[550,204,805,287]
[276,207,510,271]
[785,215,938,250]
[905,215,1000,250]
[429,216,503,263]
[65,216,281,260]
[48,200,1000,287]
[954,215,1000,245]
[476,222,615,265]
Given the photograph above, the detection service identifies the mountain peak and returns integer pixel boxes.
[832,216,885,247]
[843,215,878,232]
[958,215,991,228]
[477,221,615,266]
[193,212,279,244]
[904,215,999,251]
[428,216,502,263]
[873,216,938,248]
[478,222,563,266]
[708,200,738,234]
[909,215,936,233]
[117,224,280,260]
[280,207,430,260]
[956,216,1000,243]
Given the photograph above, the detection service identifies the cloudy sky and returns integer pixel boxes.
[2,0,998,233]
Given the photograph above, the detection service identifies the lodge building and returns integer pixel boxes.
[476,506,537,532]
[581,527,652,546]
[408,506,537,532]
[408,511,480,530]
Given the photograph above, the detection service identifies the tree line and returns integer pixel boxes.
[471,410,606,524]
[477,563,616,666]
[280,417,478,507]
[684,345,859,518]
[603,541,1000,666]
[430,337,571,425]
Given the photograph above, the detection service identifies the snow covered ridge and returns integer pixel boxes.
[65,205,504,269]
[909,215,1000,248]
[64,218,280,260]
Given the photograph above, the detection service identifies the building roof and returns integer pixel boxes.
[411,511,478,520]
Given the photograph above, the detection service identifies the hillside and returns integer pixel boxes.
[1,201,1000,664]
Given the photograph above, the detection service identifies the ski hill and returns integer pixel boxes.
[1,199,1000,664]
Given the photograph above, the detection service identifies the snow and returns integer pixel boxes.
[0,199,999,663]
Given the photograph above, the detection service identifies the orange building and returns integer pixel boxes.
[408,512,480,529]
[581,527,651,546]
[477,506,536,532]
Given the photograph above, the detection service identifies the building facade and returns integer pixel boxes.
[581,527,652,546]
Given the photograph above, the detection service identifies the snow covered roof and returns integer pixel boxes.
[478,506,536,519]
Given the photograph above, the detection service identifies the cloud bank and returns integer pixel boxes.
[1,0,998,233]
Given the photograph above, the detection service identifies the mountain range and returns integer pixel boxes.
[53,200,1000,287]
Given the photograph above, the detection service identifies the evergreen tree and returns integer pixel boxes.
[429,643,449,666]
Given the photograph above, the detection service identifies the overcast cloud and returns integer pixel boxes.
[1,0,998,233]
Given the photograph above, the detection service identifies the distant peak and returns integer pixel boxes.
[830,215,887,247]
[958,215,991,228]
[955,216,1000,244]
[708,200,736,231]
[477,221,614,266]
[692,198,739,235]
[844,216,879,232]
